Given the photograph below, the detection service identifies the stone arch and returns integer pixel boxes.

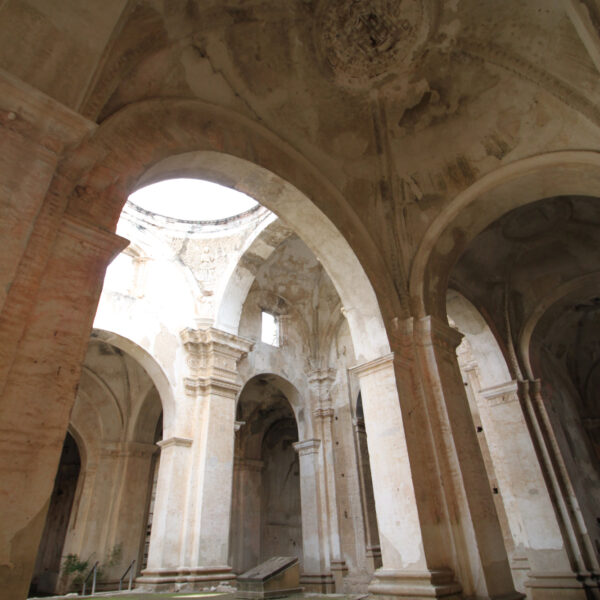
[214,213,292,334]
[75,374,122,442]
[519,271,600,380]
[446,289,513,389]
[58,98,397,362]
[130,386,163,445]
[236,372,307,441]
[91,329,174,433]
[410,151,600,319]
[232,372,303,573]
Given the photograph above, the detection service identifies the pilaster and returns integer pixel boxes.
[415,315,522,600]
[478,380,589,599]
[293,439,335,593]
[308,368,347,591]
[350,351,463,600]
[141,328,252,591]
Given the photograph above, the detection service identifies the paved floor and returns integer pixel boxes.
[29,592,365,600]
[29,593,231,600]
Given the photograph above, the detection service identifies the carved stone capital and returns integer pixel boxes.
[293,438,321,456]
[313,407,335,421]
[181,327,253,384]
[184,376,241,399]
[415,315,463,353]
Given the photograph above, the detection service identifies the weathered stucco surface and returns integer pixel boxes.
[1,1,600,599]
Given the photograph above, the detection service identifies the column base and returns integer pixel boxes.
[509,552,530,596]
[526,571,595,599]
[368,568,463,599]
[331,559,348,592]
[367,545,383,571]
[137,566,235,592]
[300,572,335,593]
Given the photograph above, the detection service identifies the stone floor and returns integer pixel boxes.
[29,592,366,600]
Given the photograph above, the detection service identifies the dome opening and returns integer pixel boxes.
[128,178,258,222]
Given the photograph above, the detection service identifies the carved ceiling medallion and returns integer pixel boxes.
[316,0,432,88]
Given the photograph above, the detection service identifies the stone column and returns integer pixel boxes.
[0,214,127,600]
[141,327,252,590]
[140,436,193,586]
[478,381,589,599]
[520,380,600,598]
[414,315,523,599]
[309,368,347,591]
[293,439,335,592]
[230,457,264,574]
[352,417,381,571]
[350,351,463,600]
[106,442,159,578]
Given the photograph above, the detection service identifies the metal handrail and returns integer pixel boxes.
[82,560,99,596]
[118,559,136,591]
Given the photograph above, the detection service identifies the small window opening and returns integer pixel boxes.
[261,311,279,347]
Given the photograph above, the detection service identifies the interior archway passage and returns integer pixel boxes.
[29,432,81,597]
[230,375,302,574]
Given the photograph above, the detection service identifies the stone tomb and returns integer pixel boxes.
[237,557,302,599]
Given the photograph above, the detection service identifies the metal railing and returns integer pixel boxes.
[119,559,136,591]
[82,561,99,596]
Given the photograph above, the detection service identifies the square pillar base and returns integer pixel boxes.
[300,572,335,593]
[137,566,235,592]
[527,572,594,600]
[368,568,464,599]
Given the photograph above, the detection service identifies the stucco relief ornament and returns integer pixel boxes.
[316,0,433,88]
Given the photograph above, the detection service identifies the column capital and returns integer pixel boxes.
[0,67,96,154]
[181,327,253,396]
[157,436,193,449]
[415,315,463,352]
[60,213,129,262]
[307,367,336,386]
[313,407,335,421]
[350,352,395,377]
[479,380,519,406]
[293,438,321,456]
[353,416,366,434]
[184,376,241,399]
[234,457,264,471]
[582,417,600,432]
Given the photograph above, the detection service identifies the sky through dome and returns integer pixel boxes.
[128,178,258,221]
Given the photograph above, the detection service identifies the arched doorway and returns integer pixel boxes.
[29,432,81,597]
[230,374,302,574]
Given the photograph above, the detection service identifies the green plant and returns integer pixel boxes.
[61,553,88,588]
[105,542,123,567]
